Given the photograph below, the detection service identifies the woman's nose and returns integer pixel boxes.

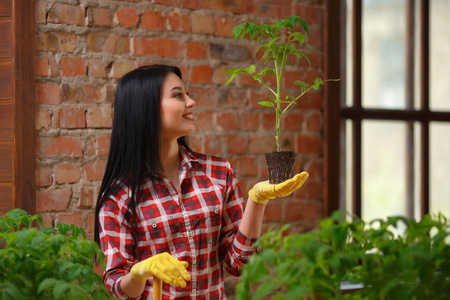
[186,95,196,107]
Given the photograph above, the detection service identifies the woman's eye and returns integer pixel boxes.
[174,93,182,98]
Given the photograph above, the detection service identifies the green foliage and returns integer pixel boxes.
[0,209,115,300]
[237,211,450,300]
[223,16,339,151]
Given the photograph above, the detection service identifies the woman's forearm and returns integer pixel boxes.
[120,273,147,299]
[238,198,266,238]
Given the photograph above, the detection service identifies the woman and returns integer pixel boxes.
[94,65,308,299]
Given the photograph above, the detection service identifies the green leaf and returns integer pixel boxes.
[292,32,305,44]
[253,280,277,300]
[313,77,324,90]
[38,278,58,294]
[53,282,70,299]
[258,101,274,108]
[232,23,246,40]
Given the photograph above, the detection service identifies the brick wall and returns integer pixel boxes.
[35,0,325,248]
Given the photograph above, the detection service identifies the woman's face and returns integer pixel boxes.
[160,72,196,142]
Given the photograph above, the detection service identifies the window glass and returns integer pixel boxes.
[430,0,450,111]
[362,120,407,220]
[362,0,406,109]
[430,122,450,218]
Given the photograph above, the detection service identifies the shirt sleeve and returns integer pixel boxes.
[219,162,258,276]
[98,185,137,300]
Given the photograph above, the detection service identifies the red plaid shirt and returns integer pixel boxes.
[99,146,257,299]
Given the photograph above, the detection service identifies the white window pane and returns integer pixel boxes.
[362,0,406,109]
[362,121,407,220]
[430,123,450,218]
[430,0,450,111]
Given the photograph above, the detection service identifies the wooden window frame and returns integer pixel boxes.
[0,0,36,214]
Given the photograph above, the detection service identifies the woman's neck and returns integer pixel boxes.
[160,140,180,179]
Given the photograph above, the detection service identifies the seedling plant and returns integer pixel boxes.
[223,16,338,151]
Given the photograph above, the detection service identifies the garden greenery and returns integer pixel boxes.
[223,16,338,151]
[0,209,115,300]
[237,211,450,300]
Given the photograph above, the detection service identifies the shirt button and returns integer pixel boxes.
[192,288,196,295]
[187,231,193,238]
[192,259,196,266]
[180,204,185,211]
[214,209,219,214]
[152,223,157,228]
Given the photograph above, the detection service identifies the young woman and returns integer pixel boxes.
[94,65,308,299]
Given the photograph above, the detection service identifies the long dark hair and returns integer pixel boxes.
[94,65,190,245]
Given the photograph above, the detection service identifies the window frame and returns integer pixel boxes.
[324,0,450,218]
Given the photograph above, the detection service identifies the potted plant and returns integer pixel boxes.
[236,211,450,299]
[0,209,115,299]
[223,16,338,183]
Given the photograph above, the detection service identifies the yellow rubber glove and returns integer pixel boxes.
[130,252,191,288]
[249,172,309,204]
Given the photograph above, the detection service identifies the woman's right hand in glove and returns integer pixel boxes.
[130,252,191,288]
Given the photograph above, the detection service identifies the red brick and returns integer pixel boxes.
[296,134,322,155]
[77,186,94,209]
[58,107,86,129]
[154,0,200,9]
[295,4,324,26]
[61,57,86,76]
[49,59,59,77]
[61,83,103,103]
[226,135,249,155]
[212,65,230,85]
[36,32,76,52]
[35,1,48,24]
[90,7,112,27]
[97,135,111,156]
[218,88,248,109]
[282,112,304,131]
[47,3,85,26]
[133,37,183,58]
[304,159,322,180]
[46,136,83,158]
[85,136,96,156]
[204,134,224,154]
[261,112,276,131]
[86,105,113,128]
[295,92,323,110]
[191,14,214,34]
[306,111,322,131]
[36,189,72,213]
[186,41,208,60]
[238,156,258,176]
[54,163,81,184]
[194,111,213,131]
[190,65,212,84]
[214,17,236,37]
[248,0,291,18]
[87,33,129,54]
[250,135,277,154]
[263,201,282,222]
[241,112,259,130]
[294,180,323,199]
[112,60,137,79]
[36,57,49,76]
[168,12,190,32]
[55,213,82,228]
[201,0,247,14]
[249,90,267,108]
[285,200,304,221]
[36,83,61,104]
[88,59,107,79]
[36,110,52,131]
[216,111,238,131]
[83,159,107,181]
[36,166,52,187]
[87,213,96,237]
[115,8,139,28]
[140,10,165,31]
[239,74,259,87]
[188,88,216,108]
